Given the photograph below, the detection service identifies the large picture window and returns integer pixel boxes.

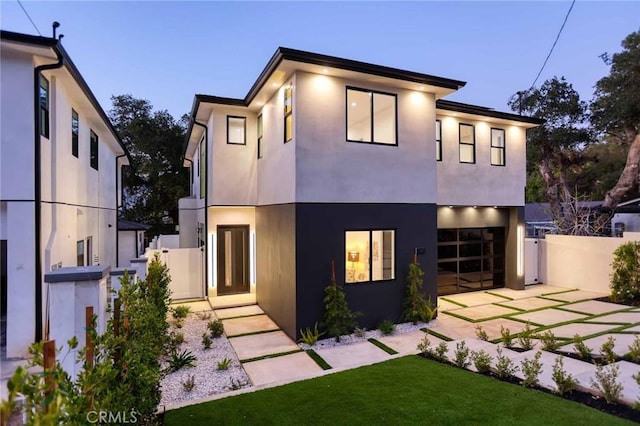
[71,109,79,158]
[436,120,442,161]
[257,114,263,159]
[284,85,293,142]
[227,116,246,145]
[40,76,50,138]
[90,130,99,170]
[345,230,395,283]
[346,87,397,145]
[459,123,475,164]
[491,128,506,166]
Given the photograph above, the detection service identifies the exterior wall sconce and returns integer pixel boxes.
[348,251,359,262]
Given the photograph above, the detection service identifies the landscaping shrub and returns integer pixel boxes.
[207,319,225,338]
[627,335,640,363]
[573,334,593,360]
[600,336,617,364]
[552,356,578,396]
[202,333,212,350]
[217,358,232,371]
[378,320,396,336]
[402,262,435,323]
[172,305,191,327]
[322,261,360,341]
[475,325,489,341]
[471,350,493,374]
[495,346,518,380]
[353,327,367,338]
[182,375,196,392]
[167,350,197,373]
[610,241,640,303]
[454,341,470,369]
[538,330,561,351]
[517,322,535,351]
[520,351,543,388]
[299,322,324,345]
[500,326,514,347]
[591,364,623,404]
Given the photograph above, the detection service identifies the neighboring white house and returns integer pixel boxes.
[179,47,542,338]
[117,219,150,266]
[0,30,130,357]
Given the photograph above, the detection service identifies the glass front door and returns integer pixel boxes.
[216,225,250,295]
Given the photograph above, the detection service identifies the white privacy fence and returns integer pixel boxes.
[146,247,205,300]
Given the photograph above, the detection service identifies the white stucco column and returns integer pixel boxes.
[108,267,137,295]
[130,257,148,281]
[44,265,109,379]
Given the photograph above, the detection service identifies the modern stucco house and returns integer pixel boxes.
[117,219,150,266]
[0,30,130,357]
[179,47,542,338]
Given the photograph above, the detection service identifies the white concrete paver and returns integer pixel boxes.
[543,290,608,303]
[545,323,617,339]
[377,330,433,355]
[229,331,299,361]
[314,341,392,370]
[585,311,640,324]
[215,305,264,319]
[442,292,508,307]
[563,300,629,315]
[510,308,588,326]
[499,297,565,311]
[242,352,323,386]
[446,304,519,321]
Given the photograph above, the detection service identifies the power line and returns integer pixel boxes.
[530,0,576,89]
[16,0,41,36]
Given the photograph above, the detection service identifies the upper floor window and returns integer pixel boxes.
[90,130,99,170]
[436,120,442,161]
[39,76,50,138]
[71,109,79,158]
[345,230,395,283]
[199,136,205,199]
[347,87,397,145]
[227,116,246,145]
[459,123,475,164]
[491,128,506,166]
[257,114,263,159]
[284,85,293,142]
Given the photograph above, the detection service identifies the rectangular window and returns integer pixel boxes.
[199,137,205,199]
[459,123,475,164]
[86,236,93,266]
[345,230,395,284]
[436,120,442,161]
[71,109,79,157]
[90,130,99,170]
[76,240,84,266]
[40,76,49,138]
[284,85,293,142]
[491,128,506,166]
[257,114,263,159]
[227,116,246,145]
[346,87,397,145]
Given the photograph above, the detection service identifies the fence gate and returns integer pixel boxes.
[524,238,539,285]
[149,247,205,300]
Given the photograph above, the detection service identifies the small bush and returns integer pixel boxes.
[353,327,367,338]
[167,331,185,353]
[591,364,623,404]
[495,346,518,380]
[520,350,543,388]
[471,350,493,374]
[573,334,593,360]
[610,241,640,303]
[417,335,432,356]
[167,350,197,373]
[538,330,561,351]
[322,264,360,341]
[172,305,191,320]
[500,326,513,347]
[600,336,617,364]
[552,356,578,396]
[402,263,436,323]
[627,335,640,363]
[454,340,470,369]
[202,333,212,350]
[182,375,196,392]
[299,322,324,345]
[207,319,225,338]
[475,325,489,341]
[196,311,212,321]
[435,342,449,362]
[378,320,396,336]
[217,357,232,371]
[517,322,535,351]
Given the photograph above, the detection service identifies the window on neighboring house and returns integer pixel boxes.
[40,76,50,138]
[199,137,205,199]
[346,87,397,145]
[227,116,246,145]
[436,120,442,161]
[71,109,79,157]
[491,128,506,166]
[345,230,395,284]
[76,240,84,266]
[284,85,293,142]
[459,123,475,163]
[257,114,263,159]
[90,130,99,170]
[86,236,93,266]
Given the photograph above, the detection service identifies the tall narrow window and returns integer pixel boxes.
[39,76,50,138]
[436,120,442,161]
[284,85,293,142]
[346,87,397,145]
[90,130,99,170]
[76,240,84,266]
[459,123,475,164]
[257,114,263,159]
[491,128,506,166]
[86,236,93,266]
[199,137,205,199]
[345,230,395,283]
[71,109,79,157]
[227,116,246,145]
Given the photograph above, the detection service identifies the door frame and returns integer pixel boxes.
[216,225,250,295]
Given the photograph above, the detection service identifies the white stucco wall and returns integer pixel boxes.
[436,116,526,207]
[118,231,136,266]
[295,71,437,203]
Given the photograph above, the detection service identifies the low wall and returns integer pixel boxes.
[146,248,205,300]
[539,232,640,293]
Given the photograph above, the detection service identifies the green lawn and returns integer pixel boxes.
[165,356,632,425]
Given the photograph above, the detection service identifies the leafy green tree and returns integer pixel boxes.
[322,261,360,341]
[402,262,435,324]
[592,31,640,210]
[109,95,188,232]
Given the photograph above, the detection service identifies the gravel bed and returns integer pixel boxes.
[298,321,431,351]
[159,312,251,407]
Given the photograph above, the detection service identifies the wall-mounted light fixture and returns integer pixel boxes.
[348,251,359,262]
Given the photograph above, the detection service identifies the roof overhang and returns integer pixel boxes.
[436,100,544,128]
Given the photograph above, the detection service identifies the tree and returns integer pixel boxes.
[109,95,188,232]
[509,77,592,233]
[592,31,640,210]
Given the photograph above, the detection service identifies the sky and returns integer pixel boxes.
[2,1,639,120]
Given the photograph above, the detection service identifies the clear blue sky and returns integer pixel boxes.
[2,1,639,120]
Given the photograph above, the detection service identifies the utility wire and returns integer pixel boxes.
[530,0,576,89]
[16,0,41,36]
